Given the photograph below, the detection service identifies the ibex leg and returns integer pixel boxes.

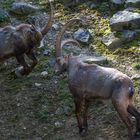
[16,55,30,75]
[26,50,38,70]
[83,100,89,132]
[127,105,140,137]
[112,99,133,140]
[74,97,83,134]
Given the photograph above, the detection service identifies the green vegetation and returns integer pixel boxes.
[132,62,140,70]
[0,0,15,10]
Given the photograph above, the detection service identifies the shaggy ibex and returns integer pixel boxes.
[55,19,140,140]
[0,0,53,76]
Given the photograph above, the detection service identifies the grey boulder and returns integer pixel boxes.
[110,10,140,31]
[125,0,140,8]
[11,2,39,15]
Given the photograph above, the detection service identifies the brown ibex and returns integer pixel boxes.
[55,19,140,140]
[0,0,53,76]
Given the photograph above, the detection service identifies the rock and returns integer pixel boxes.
[110,10,140,31]
[86,1,99,9]
[119,30,136,42]
[102,30,137,49]
[89,3,98,9]
[35,13,50,28]
[135,29,140,34]
[35,83,42,87]
[26,12,49,27]
[55,106,72,116]
[125,0,140,8]
[15,66,24,78]
[0,8,10,23]
[43,49,51,56]
[54,121,63,128]
[73,28,91,44]
[109,0,125,10]
[55,107,64,115]
[131,74,140,80]
[102,33,122,49]
[52,22,61,31]
[41,71,48,77]
[11,2,39,15]
[48,58,56,67]
[63,106,72,116]
[124,7,137,12]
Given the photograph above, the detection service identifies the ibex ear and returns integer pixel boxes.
[64,55,68,61]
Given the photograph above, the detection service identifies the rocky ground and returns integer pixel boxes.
[0,0,140,140]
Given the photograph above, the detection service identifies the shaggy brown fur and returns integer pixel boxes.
[0,0,53,76]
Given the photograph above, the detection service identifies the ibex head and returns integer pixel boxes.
[15,24,40,47]
[30,24,42,43]
[55,56,69,74]
[54,19,83,75]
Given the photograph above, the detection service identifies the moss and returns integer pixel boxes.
[132,62,140,70]
[37,110,49,121]
[133,8,140,14]
[58,77,73,107]
[94,41,109,55]
[0,0,15,10]
[133,81,140,89]
[98,1,111,16]
[0,13,10,23]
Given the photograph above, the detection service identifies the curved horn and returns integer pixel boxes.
[41,0,54,36]
[55,19,82,58]
[61,39,80,48]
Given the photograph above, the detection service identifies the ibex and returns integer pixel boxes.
[55,19,140,140]
[0,0,53,76]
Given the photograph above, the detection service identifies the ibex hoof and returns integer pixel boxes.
[15,68,23,78]
[135,131,140,137]
[79,128,88,136]
[15,66,31,77]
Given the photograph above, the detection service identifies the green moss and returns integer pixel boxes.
[94,41,109,55]
[132,62,140,70]
[58,78,73,107]
[133,81,139,89]
[0,0,15,10]
[133,8,140,14]
[0,13,10,23]
[37,110,49,121]
[113,46,140,57]
[98,2,110,16]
